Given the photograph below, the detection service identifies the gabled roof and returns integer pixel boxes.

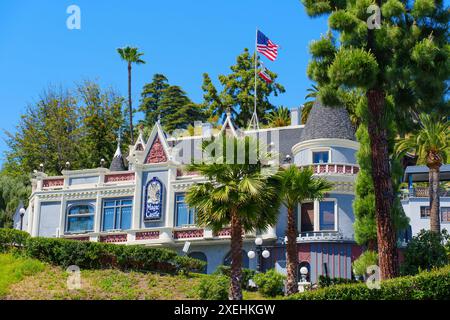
[300,100,356,142]
[134,129,146,151]
[143,122,171,164]
[219,111,238,137]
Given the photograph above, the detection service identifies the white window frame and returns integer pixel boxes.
[298,198,338,232]
[310,148,332,164]
[65,203,95,234]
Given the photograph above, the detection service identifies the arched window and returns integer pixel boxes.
[223,250,249,269]
[66,204,95,233]
[188,252,208,274]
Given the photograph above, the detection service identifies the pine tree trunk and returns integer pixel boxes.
[229,208,243,300]
[366,89,399,280]
[128,62,134,144]
[428,165,441,233]
[286,207,299,295]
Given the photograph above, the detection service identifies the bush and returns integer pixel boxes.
[23,237,204,274]
[318,275,357,288]
[196,275,230,300]
[0,228,30,253]
[352,250,378,278]
[286,265,450,300]
[253,269,286,297]
[401,229,449,275]
[213,265,256,290]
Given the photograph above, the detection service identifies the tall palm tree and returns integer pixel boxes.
[265,106,291,128]
[186,136,280,300]
[117,46,145,143]
[395,114,450,234]
[276,165,332,295]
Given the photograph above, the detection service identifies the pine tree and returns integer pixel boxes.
[139,74,170,125]
[301,0,449,279]
[202,49,285,128]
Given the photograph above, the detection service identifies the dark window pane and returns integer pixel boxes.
[120,206,132,230]
[313,151,329,164]
[67,216,94,232]
[301,203,314,232]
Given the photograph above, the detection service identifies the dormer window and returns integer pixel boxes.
[313,151,329,164]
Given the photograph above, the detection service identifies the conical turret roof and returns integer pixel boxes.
[300,100,355,142]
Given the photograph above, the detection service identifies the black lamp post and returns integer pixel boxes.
[19,208,26,231]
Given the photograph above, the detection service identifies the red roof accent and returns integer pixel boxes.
[145,137,168,164]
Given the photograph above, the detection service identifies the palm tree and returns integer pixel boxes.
[117,46,145,143]
[301,85,319,124]
[186,136,280,300]
[276,165,332,295]
[265,106,291,128]
[395,114,450,234]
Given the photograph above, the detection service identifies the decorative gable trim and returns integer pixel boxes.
[145,137,168,164]
[142,122,171,164]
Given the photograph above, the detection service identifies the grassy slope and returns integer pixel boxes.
[0,254,266,300]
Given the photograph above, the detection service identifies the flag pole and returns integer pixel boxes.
[252,27,259,130]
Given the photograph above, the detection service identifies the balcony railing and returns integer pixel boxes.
[298,163,359,175]
[296,231,354,242]
[401,187,450,199]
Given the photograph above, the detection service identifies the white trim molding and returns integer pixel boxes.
[292,138,360,156]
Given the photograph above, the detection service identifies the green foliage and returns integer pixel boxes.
[253,269,286,297]
[352,250,378,277]
[381,0,405,19]
[186,135,281,233]
[0,229,30,253]
[264,107,291,128]
[286,265,450,300]
[412,0,436,18]
[2,236,206,275]
[0,174,31,228]
[401,230,449,276]
[139,75,208,133]
[201,49,285,128]
[0,253,45,298]
[4,82,126,176]
[213,265,256,290]
[196,275,230,300]
[318,275,357,288]
[328,48,378,89]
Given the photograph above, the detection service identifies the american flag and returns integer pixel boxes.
[257,30,279,61]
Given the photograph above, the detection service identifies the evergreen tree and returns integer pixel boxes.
[301,0,449,279]
[158,86,207,133]
[139,74,170,125]
[77,81,126,169]
[202,49,285,128]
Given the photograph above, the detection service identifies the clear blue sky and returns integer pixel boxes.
[0,0,329,165]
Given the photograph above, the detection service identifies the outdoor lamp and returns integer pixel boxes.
[262,250,270,259]
[255,237,263,246]
[100,159,105,168]
[247,250,256,259]
[300,266,308,282]
[65,161,70,170]
[19,207,26,231]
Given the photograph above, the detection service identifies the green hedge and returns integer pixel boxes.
[318,275,358,288]
[286,265,450,300]
[0,228,30,253]
[0,229,205,274]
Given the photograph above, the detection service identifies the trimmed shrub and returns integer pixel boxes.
[318,275,357,288]
[0,228,30,253]
[401,229,449,275]
[213,265,256,290]
[286,265,450,300]
[253,269,286,297]
[196,275,230,300]
[23,237,204,274]
[352,250,378,278]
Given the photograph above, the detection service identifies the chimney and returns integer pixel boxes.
[290,106,301,126]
